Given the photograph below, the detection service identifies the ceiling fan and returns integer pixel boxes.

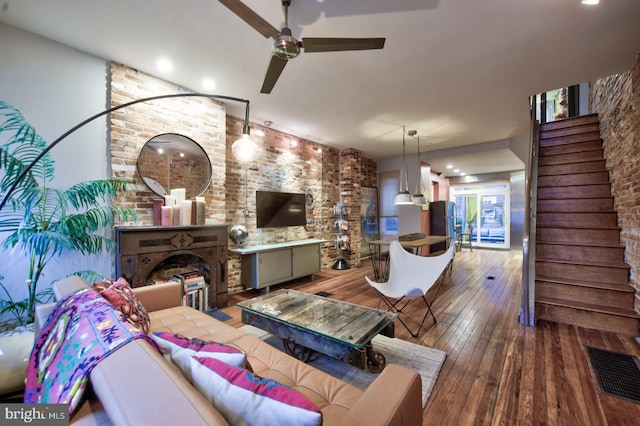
[218,0,386,94]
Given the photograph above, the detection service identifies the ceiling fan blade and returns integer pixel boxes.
[261,55,289,94]
[218,0,280,39]
[302,37,385,53]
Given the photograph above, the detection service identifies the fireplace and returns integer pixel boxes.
[115,225,229,308]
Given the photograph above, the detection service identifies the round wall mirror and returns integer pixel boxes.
[137,133,212,198]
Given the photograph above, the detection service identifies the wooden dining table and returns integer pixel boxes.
[367,235,450,281]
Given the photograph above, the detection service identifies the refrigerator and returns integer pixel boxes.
[429,201,456,252]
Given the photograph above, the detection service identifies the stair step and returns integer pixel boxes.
[535,297,639,336]
[539,131,602,148]
[537,184,612,200]
[536,279,635,310]
[536,227,621,245]
[540,123,600,139]
[538,149,604,166]
[534,114,637,337]
[539,139,603,156]
[536,259,629,285]
[539,114,599,131]
[536,242,625,265]
[538,160,606,176]
[537,198,613,213]
[537,171,609,187]
[536,276,635,293]
[537,211,617,228]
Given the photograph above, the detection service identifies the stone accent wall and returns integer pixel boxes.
[591,54,640,313]
[108,62,377,295]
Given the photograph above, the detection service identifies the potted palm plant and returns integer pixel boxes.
[0,100,136,394]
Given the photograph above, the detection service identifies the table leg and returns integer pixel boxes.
[282,339,313,362]
[365,343,386,373]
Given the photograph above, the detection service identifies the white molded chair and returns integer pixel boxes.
[365,240,455,337]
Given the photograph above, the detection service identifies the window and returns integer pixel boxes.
[379,171,399,238]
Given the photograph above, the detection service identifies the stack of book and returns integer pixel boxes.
[172,271,209,312]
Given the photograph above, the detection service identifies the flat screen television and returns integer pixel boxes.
[256,190,307,229]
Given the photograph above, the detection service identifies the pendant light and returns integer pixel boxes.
[394,126,413,205]
[412,136,429,205]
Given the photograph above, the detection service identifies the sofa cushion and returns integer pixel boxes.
[152,331,247,382]
[190,357,322,426]
[91,339,229,426]
[94,277,150,334]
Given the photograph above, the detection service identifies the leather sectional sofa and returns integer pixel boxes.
[34,276,423,425]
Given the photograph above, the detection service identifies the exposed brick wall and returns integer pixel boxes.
[339,149,363,267]
[109,63,226,224]
[591,54,640,313]
[108,62,377,295]
[225,116,345,292]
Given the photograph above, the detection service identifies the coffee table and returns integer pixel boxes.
[237,289,396,373]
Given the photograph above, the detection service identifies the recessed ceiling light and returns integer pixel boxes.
[460,172,466,176]
[156,58,173,73]
[454,169,460,173]
[202,78,216,90]
[581,0,599,5]
[446,164,453,169]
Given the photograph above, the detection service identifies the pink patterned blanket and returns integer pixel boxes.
[24,287,158,415]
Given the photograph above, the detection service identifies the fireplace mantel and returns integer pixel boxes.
[115,225,229,308]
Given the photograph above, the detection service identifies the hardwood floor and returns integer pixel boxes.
[222,249,640,425]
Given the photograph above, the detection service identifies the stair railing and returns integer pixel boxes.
[520,96,540,326]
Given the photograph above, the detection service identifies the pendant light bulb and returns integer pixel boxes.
[395,126,414,205]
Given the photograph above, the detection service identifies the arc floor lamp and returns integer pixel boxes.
[0,92,257,211]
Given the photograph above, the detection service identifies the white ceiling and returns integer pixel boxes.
[1,0,639,176]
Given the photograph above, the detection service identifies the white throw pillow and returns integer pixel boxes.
[190,356,322,426]
[152,332,247,382]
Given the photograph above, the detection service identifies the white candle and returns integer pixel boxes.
[171,188,186,205]
[164,195,175,206]
[181,199,192,226]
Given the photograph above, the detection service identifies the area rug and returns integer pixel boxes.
[239,325,446,407]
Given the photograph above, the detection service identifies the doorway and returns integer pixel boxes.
[451,182,510,249]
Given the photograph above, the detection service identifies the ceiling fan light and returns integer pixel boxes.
[231,134,258,163]
[274,35,300,59]
[394,191,413,205]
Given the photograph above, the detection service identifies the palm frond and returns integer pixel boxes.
[3,228,72,259]
[65,270,108,284]
[68,234,116,255]
[65,180,133,209]
[0,102,55,203]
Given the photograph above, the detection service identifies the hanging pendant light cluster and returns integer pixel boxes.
[412,135,429,205]
[394,126,413,205]
[395,126,429,206]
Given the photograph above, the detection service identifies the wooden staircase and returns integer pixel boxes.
[534,114,640,336]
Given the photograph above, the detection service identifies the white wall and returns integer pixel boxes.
[377,153,423,236]
[0,24,110,310]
